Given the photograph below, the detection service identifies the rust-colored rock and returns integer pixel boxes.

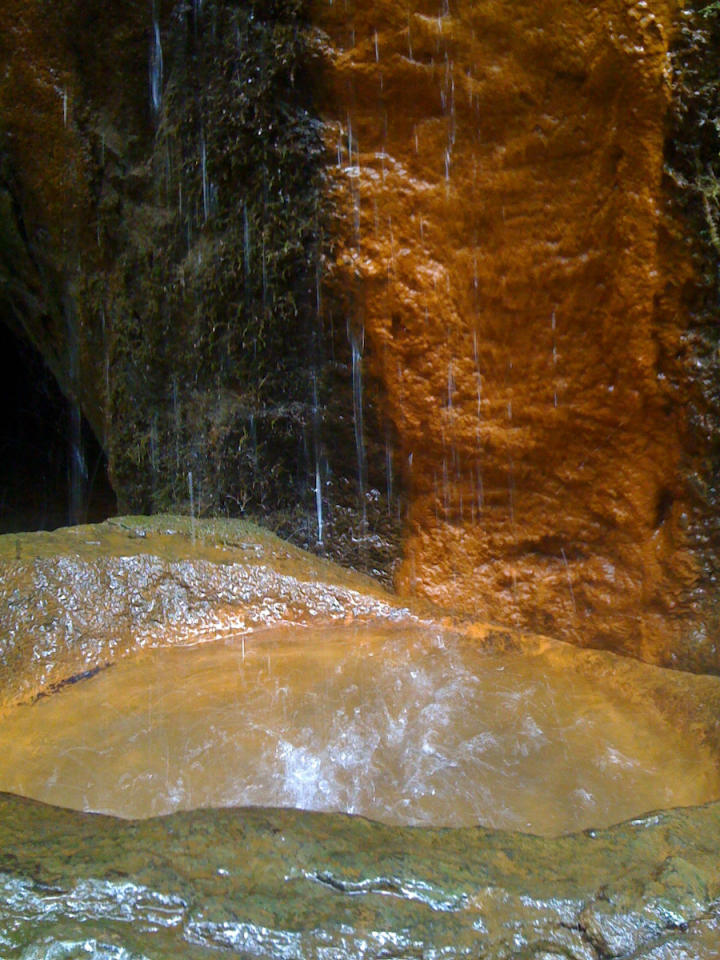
[312,0,708,668]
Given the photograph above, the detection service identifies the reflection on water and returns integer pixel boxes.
[1,623,718,835]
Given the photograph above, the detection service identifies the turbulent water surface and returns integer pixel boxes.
[1,623,718,835]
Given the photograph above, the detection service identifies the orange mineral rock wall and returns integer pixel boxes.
[312,0,707,667]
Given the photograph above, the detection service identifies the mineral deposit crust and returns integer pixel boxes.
[313,0,703,667]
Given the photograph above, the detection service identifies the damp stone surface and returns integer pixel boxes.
[1,517,720,958]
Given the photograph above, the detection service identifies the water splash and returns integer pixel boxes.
[2,624,717,835]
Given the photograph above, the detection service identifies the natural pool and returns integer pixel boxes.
[2,622,718,835]
[2,517,720,958]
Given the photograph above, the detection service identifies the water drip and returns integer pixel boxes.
[149,17,163,115]
[67,403,87,526]
[350,325,367,532]
[172,378,181,473]
[201,133,209,222]
[551,310,558,408]
[150,415,159,479]
[188,471,196,544]
[385,434,393,512]
[312,376,324,546]
[249,413,258,469]
[561,548,577,614]
[65,301,87,526]
[243,204,251,278]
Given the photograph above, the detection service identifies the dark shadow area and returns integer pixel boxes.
[0,322,116,533]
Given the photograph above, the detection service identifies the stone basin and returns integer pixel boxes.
[1,516,720,958]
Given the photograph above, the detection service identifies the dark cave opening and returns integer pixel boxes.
[0,322,116,534]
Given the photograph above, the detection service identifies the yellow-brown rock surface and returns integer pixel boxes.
[312,0,705,666]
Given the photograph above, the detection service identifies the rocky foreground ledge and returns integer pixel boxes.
[1,793,719,959]
[1,516,720,958]
[0,515,413,711]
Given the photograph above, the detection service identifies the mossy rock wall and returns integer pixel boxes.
[0,0,400,575]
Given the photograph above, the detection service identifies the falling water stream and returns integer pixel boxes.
[1,622,717,836]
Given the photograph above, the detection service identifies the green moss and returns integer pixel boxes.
[0,0,401,578]
[92,1,326,517]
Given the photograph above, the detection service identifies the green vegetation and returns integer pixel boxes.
[102,0,328,517]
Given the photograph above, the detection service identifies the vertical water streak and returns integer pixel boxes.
[249,413,258,469]
[315,258,322,316]
[561,548,577,614]
[201,133,209,222]
[312,375,324,545]
[243,204,251,279]
[66,306,87,526]
[188,471,196,544]
[150,414,159,480]
[68,403,87,525]
[385,434,393,514]
[552,309,558,408]
[101,308,110,446]
[193,0,203,34]
[350,326,367,531]
[261,237,268,312]
[149,15,163,115]
[172,378,181,473]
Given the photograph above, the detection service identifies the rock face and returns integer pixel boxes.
[0,516,410,710]
[0,0,398,571]
[2,793,720,960]
[312,0,720,670]
[2,0,720,667]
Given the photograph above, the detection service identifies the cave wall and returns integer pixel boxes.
[311,0,720,670]
[0,0,399,576]
[3,0,720,668]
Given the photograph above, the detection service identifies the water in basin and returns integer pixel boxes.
[1,623,718,835]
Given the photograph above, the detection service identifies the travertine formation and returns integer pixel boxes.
[313,0,708,667]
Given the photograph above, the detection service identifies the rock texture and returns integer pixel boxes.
[312,0,719,670]
[0,0,398,571]
[2,516,720,746]
[3,0,720,669]
[1,793,720,958]
[0,516,412,711]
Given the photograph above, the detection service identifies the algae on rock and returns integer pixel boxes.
[0,0,400,576]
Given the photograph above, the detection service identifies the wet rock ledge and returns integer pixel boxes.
[0,515,409,711]
[1,516,720,958]
[1,793,719,959]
